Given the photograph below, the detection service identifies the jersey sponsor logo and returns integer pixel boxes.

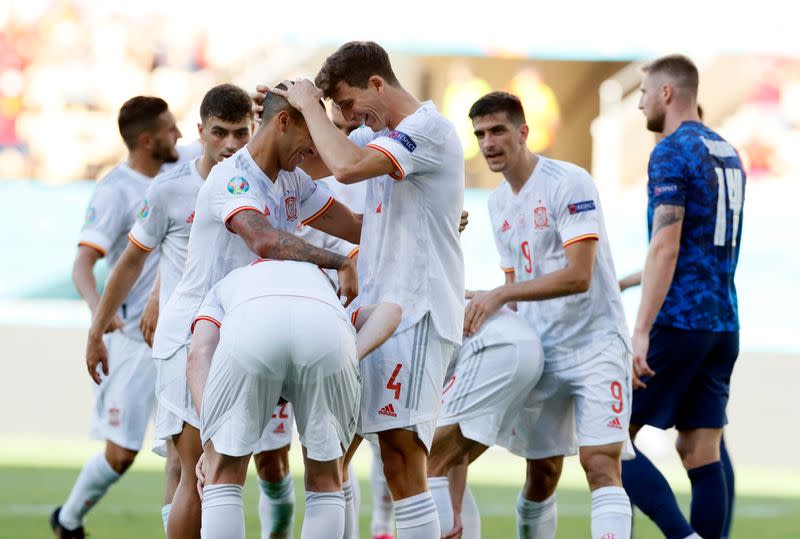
[533,206,549,229]
[137,199,150,220]
[387,130,417,152]
[84,207,97,225]
[567,200,596,214]
[285,196,297,221]
[108,407,121,427]
[653,184,679,196]
[501,219,511,232]
[227,176,250,195]
[607,417,622,430]
[378,403,397,417]
[186,211,195,224]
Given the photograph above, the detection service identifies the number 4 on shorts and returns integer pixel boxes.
[387,363,402,399]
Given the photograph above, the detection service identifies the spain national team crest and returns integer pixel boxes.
[285,196,297,221]
[534,206,549,229]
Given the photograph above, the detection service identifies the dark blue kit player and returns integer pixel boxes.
[624,55,744,539]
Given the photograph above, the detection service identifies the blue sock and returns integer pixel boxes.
[720,437,734,538]
[622,444,694,539]
[688,461,727,539]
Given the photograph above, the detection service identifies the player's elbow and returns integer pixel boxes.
[569,271,592,294]
[651,240,680,263]
[250,231,280,259]
[385,303,403,333]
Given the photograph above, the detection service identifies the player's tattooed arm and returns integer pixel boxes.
[232,209,349,269]
[651,204,685,237]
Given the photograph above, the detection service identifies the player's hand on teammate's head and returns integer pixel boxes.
[631,331,655,390]
[459,210,469,234]
[337,258,359,308]
[85,333,110,385]
[272,79,324,112]
[251,85,268,124]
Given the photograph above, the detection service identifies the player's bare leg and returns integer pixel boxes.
[301,447,346,539]
[676,427,727,539]
[427,424,488,536]
[515,456,563,539]
[200,441,250,539]
[254,446,294,539]
[168,424,203,539]
[579,442,631,539]
[379,428,440,539]
[162,440,181,533]
[339,435,363,538]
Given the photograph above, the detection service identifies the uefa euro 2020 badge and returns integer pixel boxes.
[227,176,250,195]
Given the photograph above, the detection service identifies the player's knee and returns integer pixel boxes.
[105,445,138,474]
[579,449,620,489]
[523,457,563,501]
[254,446,290,482]
[676,432,720,469]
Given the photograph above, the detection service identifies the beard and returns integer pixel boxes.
[646,109,666,133]
[152,141,179,163]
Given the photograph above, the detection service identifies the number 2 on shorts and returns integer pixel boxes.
[610,381,623,413]
[387,363,402,399]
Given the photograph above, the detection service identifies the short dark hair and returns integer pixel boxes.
[118,96,169,150]
[468,91,526,126]
[643,54,699,97]
[315,41,400,98]
[261,82,304,124]
[200,84,253,124]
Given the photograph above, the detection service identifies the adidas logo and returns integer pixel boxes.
[273,422,285,434]
[376,201,382,214]
[186,211,195,223]
[501,220,511,232]
[607,417,622,430]
[600,533,616,539]
[378,403,397,417]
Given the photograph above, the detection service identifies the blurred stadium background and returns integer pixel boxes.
[0,0,798,537]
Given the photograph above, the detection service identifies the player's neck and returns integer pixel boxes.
[503,151,538,194]
[663,106,702,137]
[127,151,162,178]
[197,153,216,179]
[384,85,422,130]
[246,134,280,181]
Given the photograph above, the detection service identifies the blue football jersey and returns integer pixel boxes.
[647,121,745,332]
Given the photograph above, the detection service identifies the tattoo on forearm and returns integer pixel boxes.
[652,205,685,237]
[269,231,347,270]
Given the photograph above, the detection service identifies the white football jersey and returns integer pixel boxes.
[348,103,465,344]
[128,156,203,307]
[488,157,629,370]
[194,259,347,329]
[78,163,160,340]
[152,145,333,359]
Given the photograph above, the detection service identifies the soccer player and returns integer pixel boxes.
[622,54,745,539]
[151,83,362,538]
[428,298,544,537]
[464,91,633,539]
[51,96,181,539]
[274,40,465,539]
[83,84,287,536]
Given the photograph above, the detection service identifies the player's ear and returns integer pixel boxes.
[276,110,290,133]
[196,122,204,138]
[137,131,153,150]
[369,75,384,94]
[519,123,529,144]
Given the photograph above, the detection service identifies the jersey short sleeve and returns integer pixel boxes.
[192,282,224,332]
[553,170,601,248]
[78,185,127,255]
[348,125,379,148]
[296,172,335,226]
[209,170,265,230]
[488,193,514,272]
[128,183,169,252]
[365,109,445,180]
[648,138,688,208]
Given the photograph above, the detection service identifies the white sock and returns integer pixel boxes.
[683,535,702,539]
[347,464,360,539]
[259,474,295,538]
[370,443,394,536]
[301,491,345,539]
[429,476,454,534]
[161,504,171,534]
[59,452,122,529]
[342,479,357,539]
[516,493,557,539]
[201,484,245,539]
[461,485,481,539]
[394,491,440,539]
[590,486,632,539]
